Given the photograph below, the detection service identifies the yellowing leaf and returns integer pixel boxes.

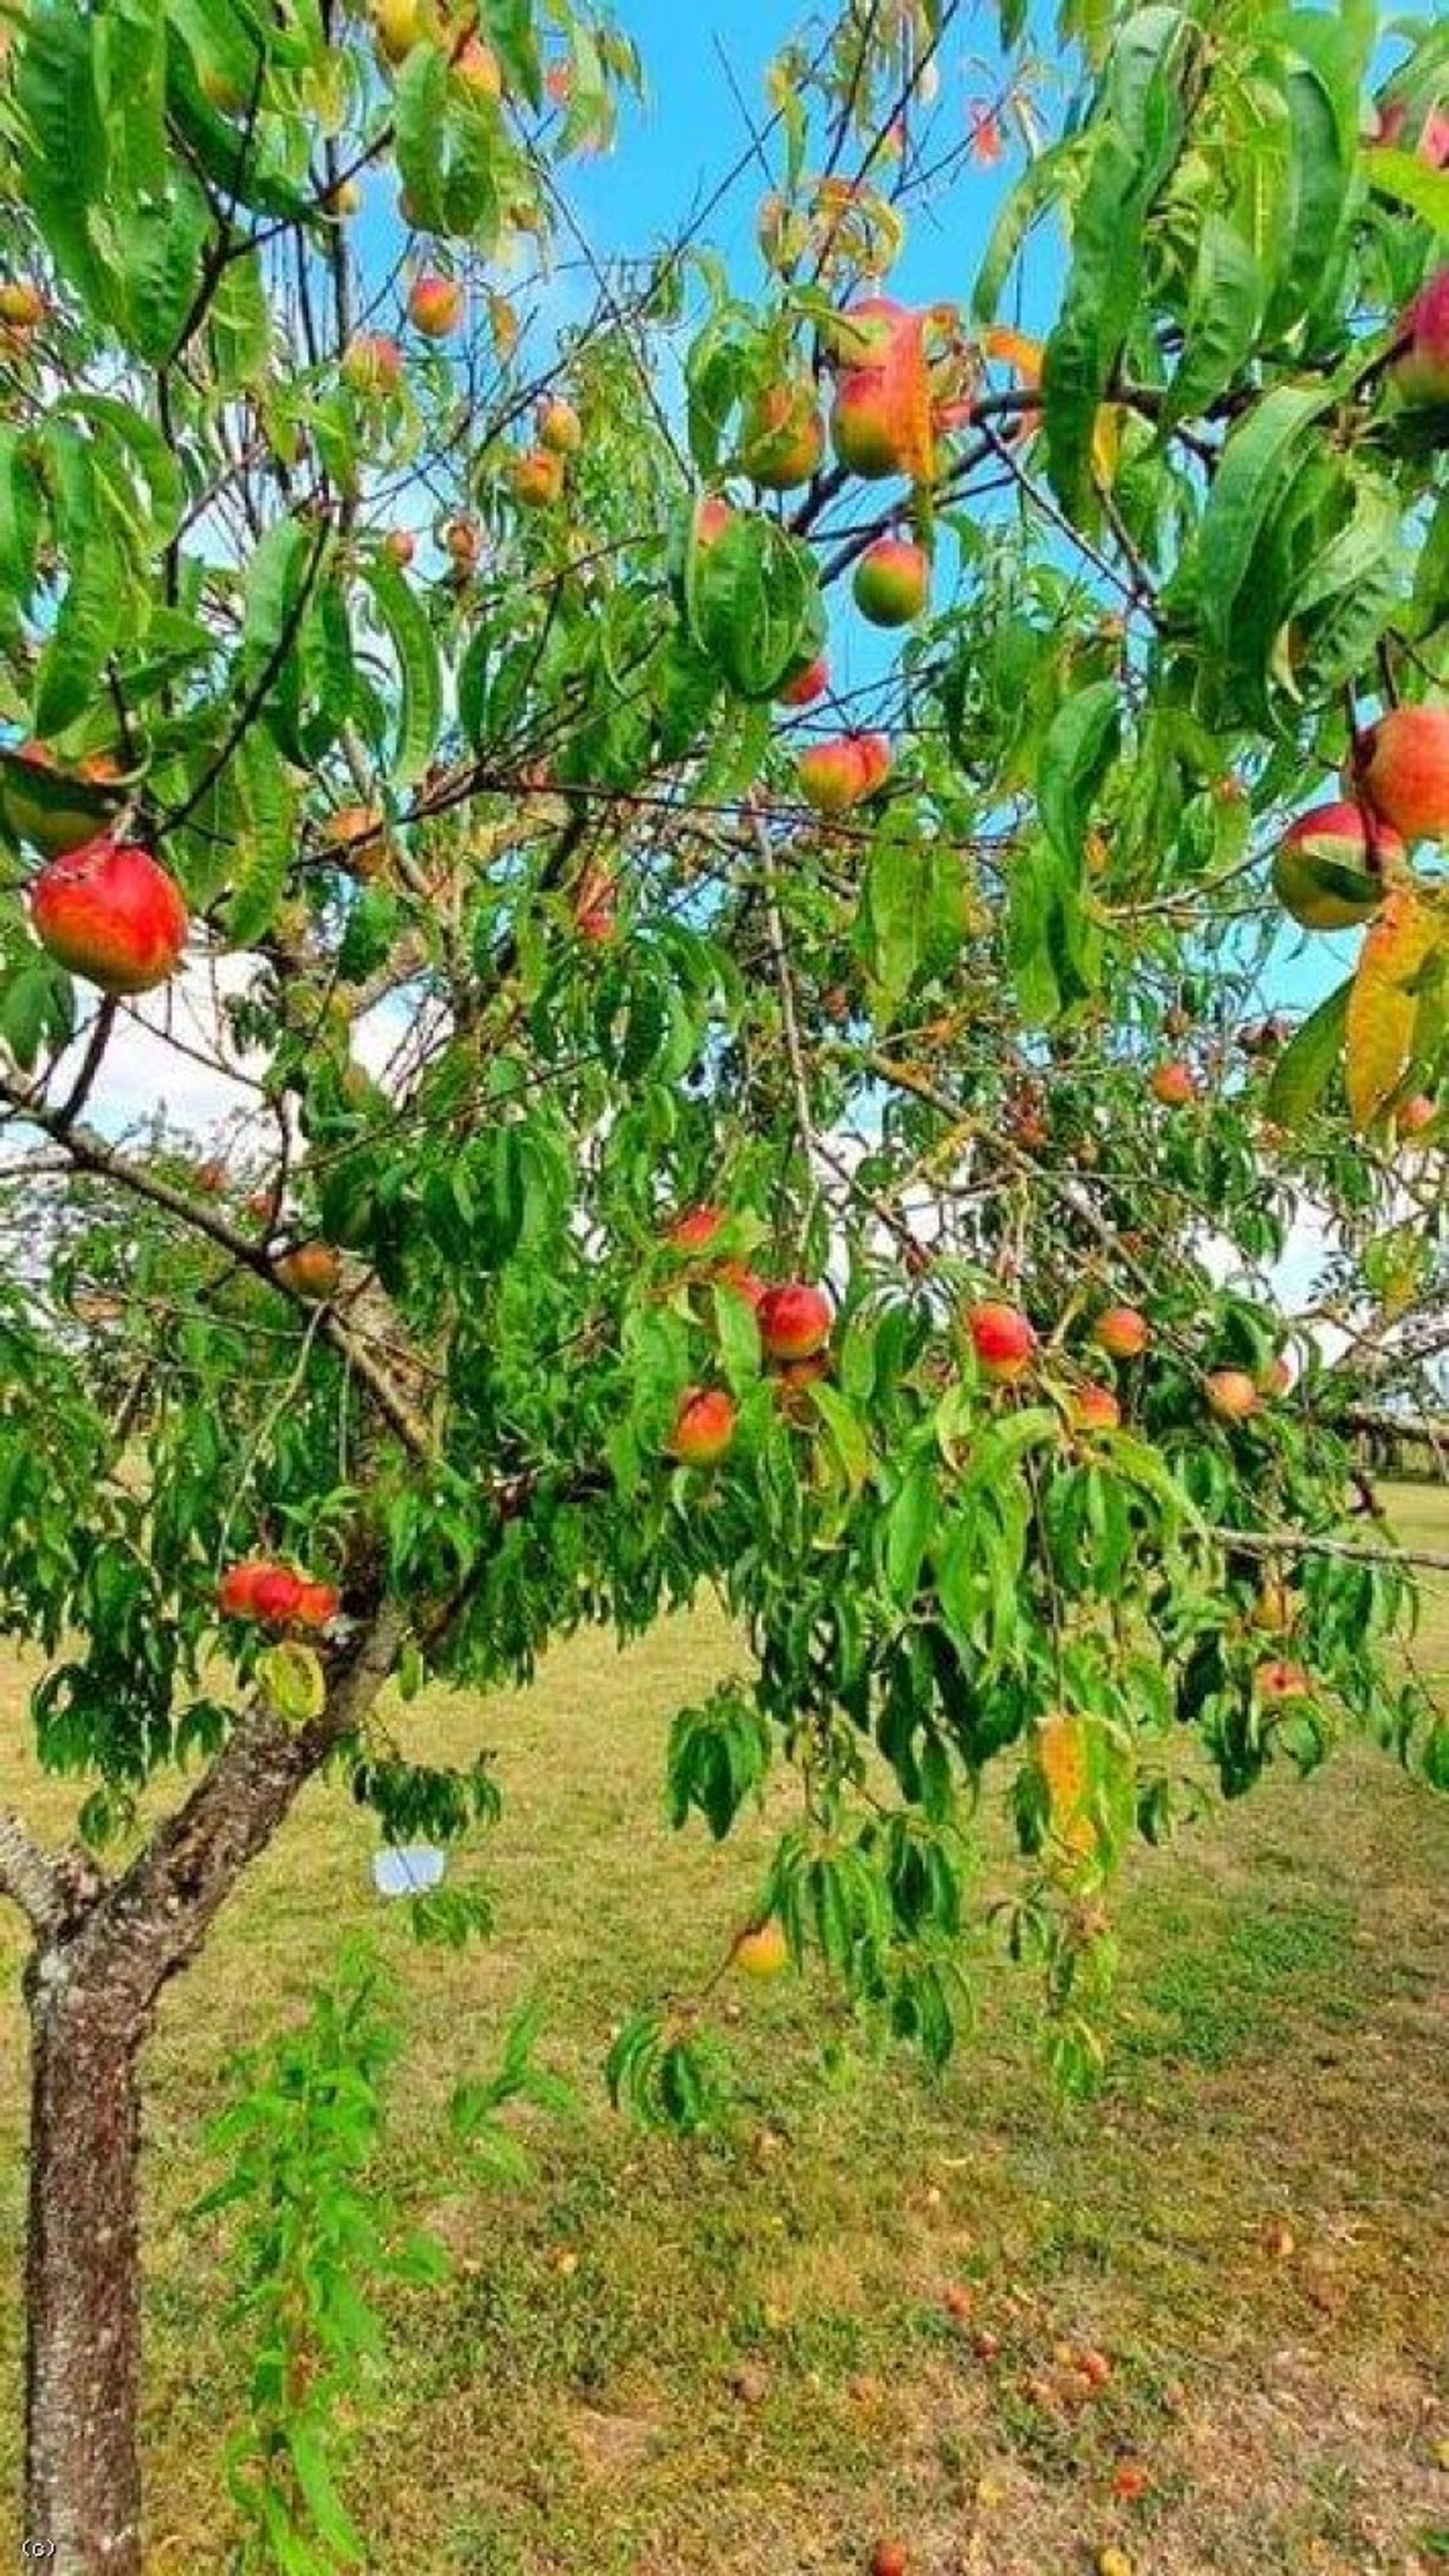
[258,1642,326,1728]
[1345,888,1440,1131]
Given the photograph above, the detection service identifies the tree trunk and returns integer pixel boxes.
[23,1959,143,2575]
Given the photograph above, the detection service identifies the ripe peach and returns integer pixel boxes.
[1256,1657,1312,1702]
[758,1281,832,1361]
[669,1386,737,1467]
[852,536,929,628]
[537,395,583,454]
[1071,1382,1122,1432]
[776,654,829,708]
[967,1300,1037,1381]
[444,516,480,566]
[510,447,565,506]
[797,734,892,814]
[1204,1368,1260,1423]
[1272,802,1396,928]
[275,1242,340,1302]
[694,494,734,548]
[1149,1059,1198,1106]
[30,839,188,995]
[1091,1306,1149,1359]
[408,272,463,337]
[739,380,824,491]
[869,2545,909,2576]
[380,528,416,567]
[664,1205,727,1254]
[1354,701,1449,841]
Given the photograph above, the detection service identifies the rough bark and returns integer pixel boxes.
[23,1970,145,2575]
[17,1602,405,2573]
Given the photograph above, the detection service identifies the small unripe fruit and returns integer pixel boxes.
[1251,1581,1294,1635]
[694,494,734,549]
[664,1205,727,1254]
[322,803,389,880]
[341,331,403,397]
[1149,1059,1197,1106]
[537,396,583,454]
[1097,2551,1134,2576]
[1397,1091,1438,1137]
[852,536,929,628]
[444,516,480,567]
[968,1300,1036,1381]
[1353,702,1449,842]
[758,1281,832,1361]
[408,272,463,337]
[1256,1657,1312,1702]
[454,34,503,100]
[1272,803,1397,929]
[380,528,415,568]
[1204,1368,1261,1423]
[31,840,188,996]
[776,655,829,709]
[275,1242,341,1302]
[510,447,565,507]
[1091,1306,1149,1359]
[669,1385,737,1467]
[733,1918,789,1977]
[0,279,45,328]
[714,1259,767,1308]
[1071,1383,1121,1432]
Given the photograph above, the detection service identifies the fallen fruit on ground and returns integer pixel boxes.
[733,1919,789,1976]
[30,840,188,995]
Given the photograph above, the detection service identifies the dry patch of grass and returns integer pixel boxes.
[1,1496,1447,2574]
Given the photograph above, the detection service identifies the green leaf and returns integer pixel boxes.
[15,6,113,317]
[1041,125,1147,523]
[1263,976,1352,1127]
[684,512,820,700]
[361,556,443,786]
[1162,215,1262,426]
[34,531,127,737]
[394,42,451,233]
[1037,681,1120,862]
[859,828,964,1009]
[1364,144,1449,234]
[1196,383,1332,658]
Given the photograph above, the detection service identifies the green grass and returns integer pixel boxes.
[2,1489,1447,2574]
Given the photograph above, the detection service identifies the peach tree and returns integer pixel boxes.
[0,0,1447,2565]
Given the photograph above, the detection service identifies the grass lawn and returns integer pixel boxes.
[2,1487,1447,2574]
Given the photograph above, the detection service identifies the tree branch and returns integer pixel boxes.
[0,1810,105,1938]
[74,1602,408,2022]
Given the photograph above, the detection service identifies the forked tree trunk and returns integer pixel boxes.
[24,1962,144,2574]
